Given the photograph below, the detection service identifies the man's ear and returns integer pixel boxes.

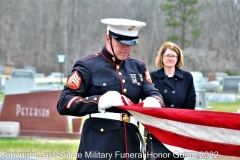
[105,34,109,41]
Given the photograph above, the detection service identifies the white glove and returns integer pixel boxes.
[143,97,161,108]
[98,91,124,112]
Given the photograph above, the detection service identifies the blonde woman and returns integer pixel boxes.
[147,41,196,160]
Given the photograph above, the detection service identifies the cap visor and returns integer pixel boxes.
[113,38,139,46]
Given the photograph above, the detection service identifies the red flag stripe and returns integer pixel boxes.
[116,105,240,159]
[129,111,240,145]
[144,124,240,157]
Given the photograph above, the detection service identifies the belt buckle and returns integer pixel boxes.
[120,113,130,123]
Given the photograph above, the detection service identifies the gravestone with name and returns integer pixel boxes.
[0,90,80,138]
[4,69,36,95]
[222,76,240,92]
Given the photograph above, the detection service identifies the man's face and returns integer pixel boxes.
[106,34,133,60]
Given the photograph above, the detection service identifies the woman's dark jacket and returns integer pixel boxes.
[150,68,196,109]
[147,68,196,159]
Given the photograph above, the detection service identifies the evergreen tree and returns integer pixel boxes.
[160,0,201,49]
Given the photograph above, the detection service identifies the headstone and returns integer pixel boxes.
[215,72,227,85]
[0,77,2,93]
[4,69,36,95]
[206,93,238,102]
[48,72,64,78]
[222,76,240,92]
[35,73,45,77]
[208,72,216,81]
[0,65,4,74]
[12,69,35,79]
[191,72,204,90]
[24,66,36,73]
[191,71,203,83]
[238,83,240,93]
[0,102,2,113]
[196,82,218,92]
[0,122,20,137]
[4,62,15,75]
[195,90,207,108]
[0,90,80,138]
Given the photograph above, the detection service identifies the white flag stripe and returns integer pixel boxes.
[129,111,240,145]
[164,144,239,160]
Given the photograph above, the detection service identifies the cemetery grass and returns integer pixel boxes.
[207,98,240,113]
[0,93,4,102]
[0,138,79,160]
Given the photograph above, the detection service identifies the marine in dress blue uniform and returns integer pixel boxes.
[57,18,164,160]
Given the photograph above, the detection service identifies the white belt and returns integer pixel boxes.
[89,112,146,153]
[89,112,138,127]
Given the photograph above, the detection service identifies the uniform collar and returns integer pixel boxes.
[101,46,122,64]
[155,67,183,79]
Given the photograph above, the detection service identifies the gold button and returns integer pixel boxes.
[116,66,120,70]
[119,72,122,75]
[100,128,104,132]
[112,57,116,61]
[122,79,126,83]
[103,83,106,86]
[137,82,140,86]
[123,88,127,93]
[86,97,89,100]
[94,98,97,101]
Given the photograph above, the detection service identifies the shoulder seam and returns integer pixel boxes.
[126,57,144,63]
[82,53,101,61]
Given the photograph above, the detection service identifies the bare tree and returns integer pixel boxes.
[0,0,239,76]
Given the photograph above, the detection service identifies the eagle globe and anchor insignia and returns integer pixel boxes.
[128,26,135,31]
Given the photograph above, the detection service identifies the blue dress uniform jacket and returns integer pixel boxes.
[146,68,196,159]
[57,46,163,160]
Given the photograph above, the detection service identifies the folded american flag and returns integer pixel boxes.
[117,104,240,160]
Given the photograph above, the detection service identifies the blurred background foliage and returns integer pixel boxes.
[0,0,240,77]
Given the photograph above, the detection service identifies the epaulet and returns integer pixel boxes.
[81,53,101,61]
[126,56,144,63]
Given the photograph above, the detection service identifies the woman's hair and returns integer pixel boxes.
[155,41,184,69]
